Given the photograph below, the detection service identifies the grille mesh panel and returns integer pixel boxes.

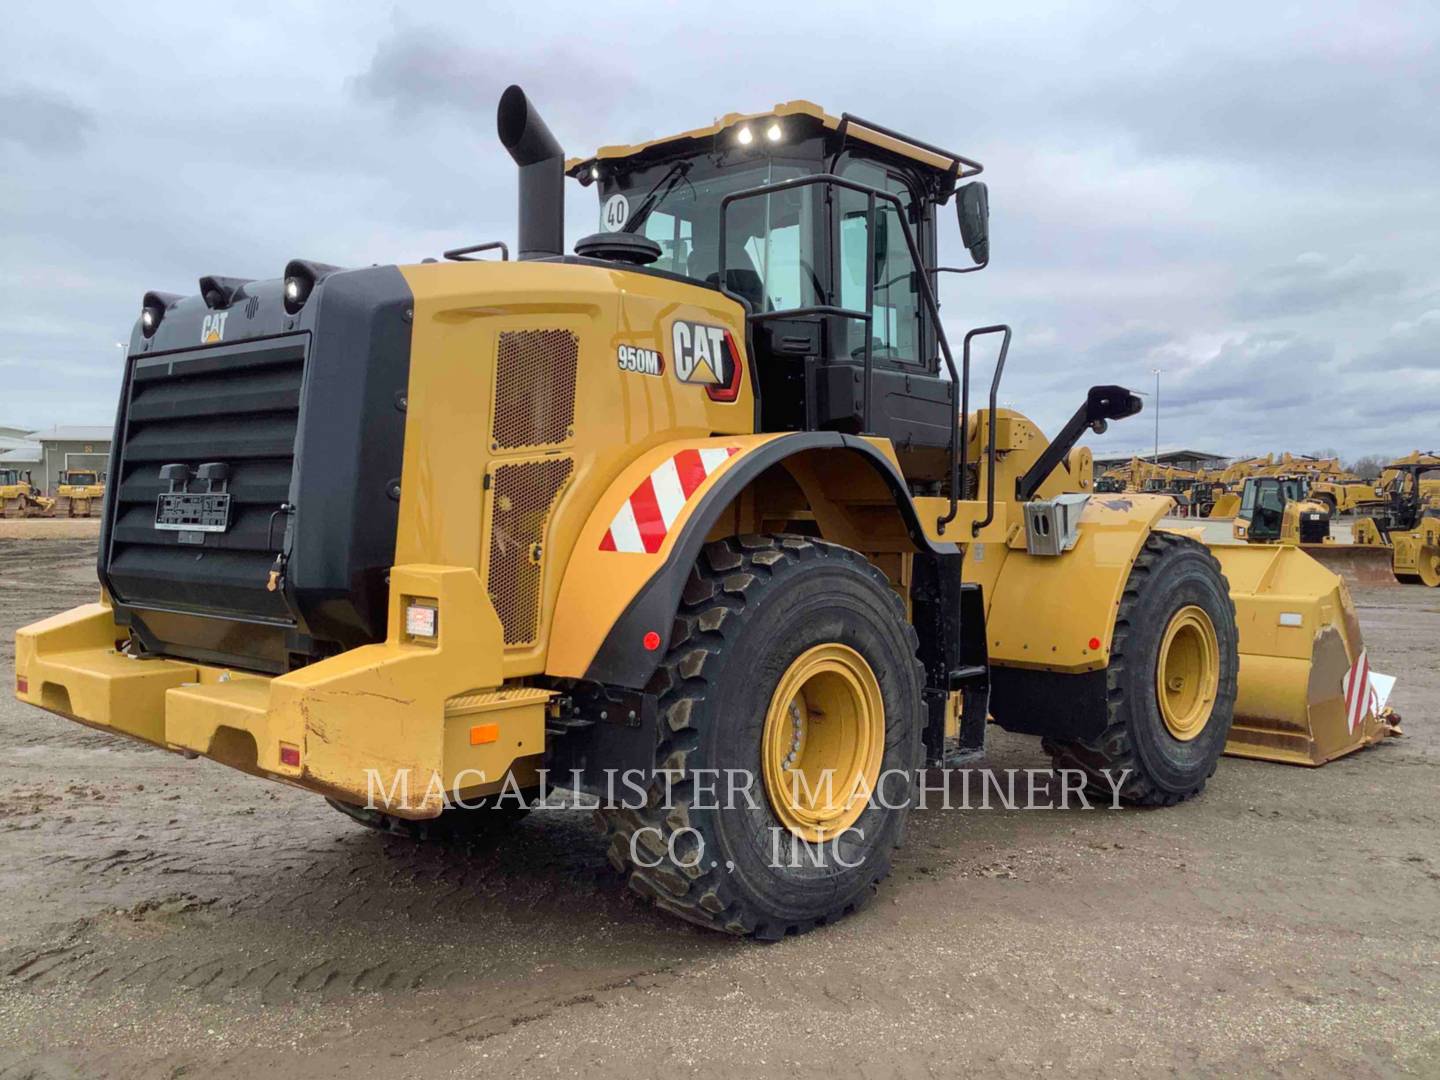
[492,329,578,450]
[487,457,573,645]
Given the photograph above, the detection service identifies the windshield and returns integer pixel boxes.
[598,159,820,312]
[67,472,97,485]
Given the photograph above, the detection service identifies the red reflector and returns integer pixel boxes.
[642,630,661,651]
[1088,637,1102,651]
[279,743,301,767]
[15,676,28,694]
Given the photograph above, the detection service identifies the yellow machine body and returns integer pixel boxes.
[52,471,105,518]
[0,470,54,518]
[1208,491,1240,518]
[1309,478,1384,515]
[15,93,1393,828]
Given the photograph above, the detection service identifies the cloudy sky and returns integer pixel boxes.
[3,1,1436,460]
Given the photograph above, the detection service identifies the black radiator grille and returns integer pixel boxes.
[105,336,306,623]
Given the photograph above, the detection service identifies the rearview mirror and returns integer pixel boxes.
[956,181,989,265]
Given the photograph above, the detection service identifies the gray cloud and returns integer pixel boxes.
[1057,32,1440,173]
[1233,254,1406,321]
[0,85,95,155]
[3,1,1440,456]
[1349,309,1440,372]
[350,26,642,136]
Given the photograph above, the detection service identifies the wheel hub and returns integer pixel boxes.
[1156,604,1220,741]
[762,643,884,842]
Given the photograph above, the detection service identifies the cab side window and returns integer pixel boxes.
[835,159,924,365]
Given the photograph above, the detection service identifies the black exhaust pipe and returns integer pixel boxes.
[497,85,564,261]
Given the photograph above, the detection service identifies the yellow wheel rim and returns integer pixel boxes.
[1156,605,1220,741]
[761,643,884,842]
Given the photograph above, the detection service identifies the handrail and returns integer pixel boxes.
[828,113,984,197]
[443,241,510,262]
[961,326,1011,536]
[718,172,965,533]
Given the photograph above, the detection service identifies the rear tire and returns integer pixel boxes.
[1043,532,1238,806]
[599,534,924,939]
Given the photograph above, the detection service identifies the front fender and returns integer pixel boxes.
[546,431,954,688]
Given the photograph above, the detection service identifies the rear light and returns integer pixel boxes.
[279,743,301,767]
[15,676,28,695]
[281,259,339,315]
[405,602,438,640]
[140,291,179,339]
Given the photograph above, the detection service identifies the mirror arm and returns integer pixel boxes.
[928,261,989,276]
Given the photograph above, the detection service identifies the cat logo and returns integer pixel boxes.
[617,343,663,377]
[671,320,743,401]
[201,311,229,344]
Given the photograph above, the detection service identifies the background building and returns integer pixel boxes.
[18,426,112,493]
[1092,448,1229,475]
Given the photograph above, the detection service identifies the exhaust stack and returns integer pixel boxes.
[497,85,565,261]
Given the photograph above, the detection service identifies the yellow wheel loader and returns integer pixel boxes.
[51,469,106,518]
[0,468,54,518]
[14,88,1393,938]
[1352,456,1440,587]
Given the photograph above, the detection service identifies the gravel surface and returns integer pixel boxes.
[1,536,1437,1078]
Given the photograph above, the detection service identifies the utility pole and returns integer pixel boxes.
[1152,368,1161,464]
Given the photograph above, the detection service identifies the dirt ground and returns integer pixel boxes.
[1,536,1437,1079]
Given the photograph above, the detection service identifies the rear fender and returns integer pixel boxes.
[547,432,955,688]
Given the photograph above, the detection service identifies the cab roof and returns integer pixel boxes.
[564,100,980,187]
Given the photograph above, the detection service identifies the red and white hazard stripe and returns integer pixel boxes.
[1342,648,1371,735]
[599,447,740,554]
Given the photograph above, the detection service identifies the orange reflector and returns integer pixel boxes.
[1088,637,1101,651]
[15,676,28,694]
[470,722,500,745]
[279,742,301,767]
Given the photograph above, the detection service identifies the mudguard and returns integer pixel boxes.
[546,431,955,688]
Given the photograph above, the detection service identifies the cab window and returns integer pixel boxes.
[604,159,819,314]
[835,158,924,365]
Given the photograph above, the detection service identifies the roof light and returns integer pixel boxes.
[766,122,783,142]
[736,125,753,146]
[589,165,600,180]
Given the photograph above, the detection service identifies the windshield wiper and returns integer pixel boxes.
[622,161,694,235]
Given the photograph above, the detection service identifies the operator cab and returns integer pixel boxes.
[566,103,990,473]
[1239,475,1327,543]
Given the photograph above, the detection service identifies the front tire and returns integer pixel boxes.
[600,534,924,939]
[1044,532,1238,805]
